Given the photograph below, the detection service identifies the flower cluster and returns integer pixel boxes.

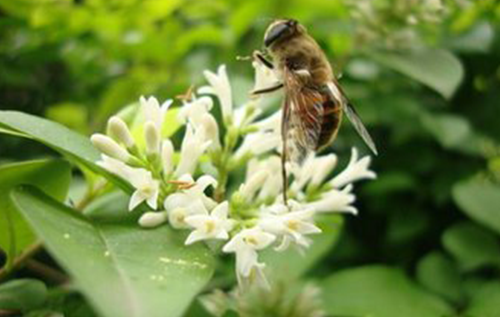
[91,61,376,288]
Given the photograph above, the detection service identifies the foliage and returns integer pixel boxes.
[1,0,500,316]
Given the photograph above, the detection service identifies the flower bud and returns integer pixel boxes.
[138,211,168,228]
[107,116,135,148]
[91,134,130,162]
[144,121,160,155]
[200,113,220,150]
[161,139,174,175]
[240,169,268,200]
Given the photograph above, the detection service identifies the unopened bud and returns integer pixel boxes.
[91,134,130,162]
[107,116,135,148]
[138,211,168,228]
[161,139,174,175]
[240,170,268,200]
[144,121,160,155]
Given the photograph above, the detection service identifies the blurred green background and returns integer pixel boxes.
[1,0,500,316]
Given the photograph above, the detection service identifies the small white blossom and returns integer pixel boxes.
[185,201,234,245]
[138,211,168,228]
[175,124,212,177]
[291,154,338,192]
[107,116,135,148]
[239,169,269,201]
[164,174,218,228]
[199,65,232,122]
[166,198,207,229]
[259,202,321,251]
[140,96,172,131]
[234,131,281,161]
[248,156,283,201]
[128,168,160,211]
[161,139,174,176]
[177,96,213,127]
[97,155,133,179]
[306,185,357,214]
[144,121,160,155]
[222,227,275,285]
[200,113,221,150]
[91,134,131,162]
[252,60,280,94]
[329,148,376,188]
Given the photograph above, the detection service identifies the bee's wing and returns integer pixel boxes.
[282,71,324,164]
[326,82,378,156]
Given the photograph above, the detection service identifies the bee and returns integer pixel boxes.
[251,19,378,202]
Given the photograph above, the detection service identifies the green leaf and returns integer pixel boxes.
[321,265,452,317]
[0,111,132,193]
[0,279,47,311]
[465,282,500,317]
[371,49,464,99]
[442,221,500,272]
[12,186,215,317]
[262,215,343,281]
[0,111,99,169]
[452,179,500,235]
[0,159,71,268]
[416,252,463,303]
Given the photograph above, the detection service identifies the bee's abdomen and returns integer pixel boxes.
[316,98,342,150]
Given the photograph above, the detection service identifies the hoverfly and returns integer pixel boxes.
[251,19,378,203]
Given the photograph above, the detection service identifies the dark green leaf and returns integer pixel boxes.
[416,252,463,303]
[465,282,500,317]
[0,279,47,311]
[442,221,500,271]
[321,265,452,317]
[453,179,500,235]
[0,159,71,268]
[12,186,215,317]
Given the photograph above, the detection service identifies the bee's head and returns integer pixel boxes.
[264,19,304,48]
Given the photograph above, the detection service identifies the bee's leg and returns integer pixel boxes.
[253,50,274,69]
[251,82,283,96]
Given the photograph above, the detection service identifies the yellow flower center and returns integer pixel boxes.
[286,219,300,232]
[244,236,258,246]
[204,219,216,234]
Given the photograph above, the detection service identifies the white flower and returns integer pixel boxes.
[234,131,281,161]
[222,227,275,285]
[184,201,234,245]
[144,121,160,155]
[175,124,212,177]
[306,185,357,214]
[251,109,281,133]
[291,153,338,193]
[166,198,207,229]
[252,60,280,94]
[140,96,172,131]
[91,134,131,162]
[239,169,269,201]
[247,156,283,201]
[200,113,221,150]
[107,116,135,148]
[177,96,213,126]
[199,65,232,122]
[329,148,376,189]
[128,168,160,211]
[164,174,218,228]
[138,211,168,228]
[97,155,133,179]
[161,139,174,176]
[259,202,321,251]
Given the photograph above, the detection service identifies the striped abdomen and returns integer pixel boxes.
[316,97,342,151]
